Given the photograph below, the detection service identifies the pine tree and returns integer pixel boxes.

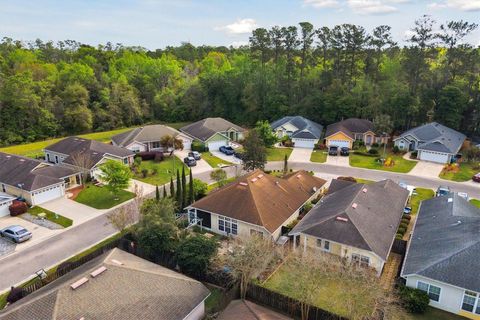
[181,167,187,209]
[170,176,175,198]
[283,154,288,174]
[176,169,182,209]
[189,169,194,204]
[163,185,167,198]
[155,185,160,201]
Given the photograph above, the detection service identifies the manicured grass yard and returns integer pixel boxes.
[310,150,327,163]
[205,287,223,313]
[75,184,135,209]
[407,307,468,320]
[410,188,435,215]
[350,152,417,173]
[135,157,189,186]
[266,147,292,161]
[201,152,232,168]
[469,199,480,208]
[27,206,73,228]
[207,177,236,193]
[356,178,374,184]
[439,162,479,182]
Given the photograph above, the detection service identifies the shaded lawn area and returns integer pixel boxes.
[201,152,232,168]
[407,307,468,320]
[469,199,480,208]
[350,153,417,173]
[205,287,223,313]
[75,184,135,209]
[310,150,327,163]
[135,157,189,186]
[439,162,479,182]
[266,147,292,161]
[27,206,73,228]
[356,178,375,184]
[207,177,236,193]
[410,188,435,215]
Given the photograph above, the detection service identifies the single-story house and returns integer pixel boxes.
[0,192,16,218]
[270,116,323,148]
[290,179,409,275]
[44,137,135,180]
[180,117,246,151]
[0,248,210,320]
[186,169,326,240]
[218,299,292,320]
[111,124,193,152]
[0,152,81,206]
[393,122,466,163]
[325,118,387,149]
[401,193,480,319]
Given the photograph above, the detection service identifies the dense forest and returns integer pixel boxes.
[0,15,479,146]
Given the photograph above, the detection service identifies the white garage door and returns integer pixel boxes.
[328,140,350,148]
[419,151,449,163]
[292,138,316,148]
[31,186,64,205]
[0,202,12,217]
[182,139,192,151]
[207,140,227,151]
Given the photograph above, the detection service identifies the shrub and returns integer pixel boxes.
[6,286,23,304]
[398,286,430,313]
[141,169,149,178]
[368,148,379,155]
[371,143,379,148]
[401,218,410,225]
[403,214,412,221]
[176,235,218,278]
[9,200,28,216]
[315,143,326,150]
[138,151,163,161]
[411,151,418,158]
[154,152,164,162]
[152,168,158,175]
[283,140,294,147]
[133,156,142,167]
[282,219,299,234]
[397,227,406,235]
[353,140,364,150]
[191,141,208,152]
[392,146,400,154]
[395,233,403,239]
[337,176,357,182]
[400,222,409,229]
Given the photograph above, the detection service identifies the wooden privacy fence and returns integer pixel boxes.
[391,239,407,255]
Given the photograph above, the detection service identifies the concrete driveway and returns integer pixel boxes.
[408,161,444,178]
[326,155,350,167]
[175,150,212,174]
[41,197,104,226]
[210,151,242,165]
[288,148,313,163]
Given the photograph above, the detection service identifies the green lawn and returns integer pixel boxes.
[27,206,73,228]
[356,178,375,184]
[134,157,189,186]
[0,122,191,158]
[469,199,480,208]
[410,188,435,215]
[407,307,468,320]
[350,153,417,173]
[201,152,232,168]
[310,150,327,163]
[75,184,135,209]
[207,177,236,192]
[266,147,292,161]
[439,162,479,182]
[205,287,223,313]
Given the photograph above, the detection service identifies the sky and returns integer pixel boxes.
[0,0,479,49]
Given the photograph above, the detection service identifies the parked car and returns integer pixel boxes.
[188,151,201,160]
[436,186,451,197]
[328,146,338,156]
[219,146,235,155]
[340,147,350,156]
[183,156,197,167]
[472,173,480,183]
[0,225,32,243]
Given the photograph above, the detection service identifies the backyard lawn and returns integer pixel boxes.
[410,188,435,215]
[75,184,135,209]
[266,147,292,161]
[26,206,73,228]
[350,152,417,173]
[310,150,327,163]
[439,162,478,182]
[201,152,232,168]
[134,157,189,185]
[407,307,468,320]
[207,177,236,192]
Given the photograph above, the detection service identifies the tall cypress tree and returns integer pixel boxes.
[155,185,160,201]
[181,167,187,209]
[189,169,194,204]
[163,185,167,198]
[176,169,182,209]
[170,176,175,198]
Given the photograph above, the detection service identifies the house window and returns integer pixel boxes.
[218,216,238,235]
[351,253,370,267]
[123,158,128,164]
[316,239,330,252]
[417,281,441,302]
[1,184,5,192]
[462,291,480,314]
[55,155,58,163]
[151,141,161,149]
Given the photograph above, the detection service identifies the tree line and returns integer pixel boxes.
[0,15,478,146]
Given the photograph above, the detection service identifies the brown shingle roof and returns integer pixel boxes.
[190,170,326,233]
[180,117,246,142]
[111,125,184,147]
[325,118,374,139]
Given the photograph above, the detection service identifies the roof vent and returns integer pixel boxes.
[447,198,453,203]
[352,203,358,209]
[257,174,264,179]
[336,217,348,222]
[19,159,25,162]
[362,188,367,193]
[90,266,107,278]
[275,181,280,185]
[296,174,302,179]
[70,277,89,290]
[239,182,248,186]
[251,178,258,183]
[111,259,123,266]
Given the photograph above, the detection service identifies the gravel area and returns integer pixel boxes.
[0,237,16,257]
[20,213,63,230]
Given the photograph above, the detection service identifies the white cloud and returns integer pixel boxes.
[215,18,258,35]
[303,0,340,8]
[347,0,398,14]
[428,0,480,11]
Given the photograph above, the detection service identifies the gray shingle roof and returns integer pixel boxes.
[325,118,374,139]
[180,118,245,142]
[111,125,184,147]
[271,116,323,139]
[0,249,210,320]
[290,179,409,260]
[396,122,466,154]
[401,193,480,292]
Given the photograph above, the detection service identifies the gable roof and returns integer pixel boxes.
[271,116,323,139]
[401,193,480,292]
[111,125,186,147]
[0,152,79,191]
[396,122,466,154]
[0,248,210,320]
[325,118,374,139]
[291,179,409,260]
[218,300,292,320]
[190,170,326,233]
[45,137,134,169]
[180,118,245,142]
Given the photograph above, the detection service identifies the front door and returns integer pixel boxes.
[365,135,372,145]
[409,141,416,151]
